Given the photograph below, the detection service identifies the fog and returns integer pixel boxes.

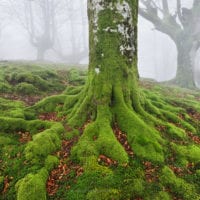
[138,17,177,81]
[0,0,88,64]
[0,0,199,83]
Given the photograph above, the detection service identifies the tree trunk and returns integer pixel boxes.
[65,0,164,167]
[37,48,45,61]
[88,0,139,110]
[173,43,195,88]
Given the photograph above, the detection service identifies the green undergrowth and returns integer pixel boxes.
[0,115,64,200]
[62,81,200,199]
[0,62,86,97]
[0,98,25,118]
[0,64,200,199]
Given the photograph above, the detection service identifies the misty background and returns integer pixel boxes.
[0,0,199,82]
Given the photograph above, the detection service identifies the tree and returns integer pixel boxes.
[63,0,165,166]
[8,0,63,61]
[24,0,57,61]
[139,0,200,88]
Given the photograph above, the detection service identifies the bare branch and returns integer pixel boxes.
[176,0,184,25]
[139,0,182,42]
[162,0,169,15]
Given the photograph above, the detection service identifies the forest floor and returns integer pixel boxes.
[0,62,200,200]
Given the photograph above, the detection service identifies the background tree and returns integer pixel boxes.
[139,0,200,88]
[0,1,11,44]
[53,0,88,64]
[23,0,57,61]
[8,0,63,61]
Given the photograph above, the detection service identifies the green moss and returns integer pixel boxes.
[114,86,164,163]
[15,168,48,200]
[83,156,112,174]
[9,72,49,90]
[160,166,199,200]
[71,137,99,163]
[0,82,12,93]
[0,117,27,132]
[0,63,70,97]
[63,94,79,111]
[63,86,83,95]
[154,191,171,200]
[31,95,67,113]
[0,176,4,192]
[172,143,200,163]
[162,110,180,122]
[67,93,92,127]
[180,120,196,133]
[0,98,25,118]
[65,129,80,140]
[0,117,51,134]
[144,99,162,117]
[25,123,64,164]
[71,106,129,166]
[196,170,200,177]
[24,109,37,120]
[68,68,86,85]
[86,188,120,200]
[0,136,13,145]
[15,82,38,95]
[122,178,144,198]
[132,178,144,196]
[8,109,25,119]
[26,120,50,134]
[166,124,187,139]
[162,110,196,133]
[45,155,59,171]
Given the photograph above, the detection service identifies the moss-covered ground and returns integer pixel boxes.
[0,61,87,105]
[0,63,200,200]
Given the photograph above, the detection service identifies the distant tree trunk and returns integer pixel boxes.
[174,43,195,88]
[37,48,46,61]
